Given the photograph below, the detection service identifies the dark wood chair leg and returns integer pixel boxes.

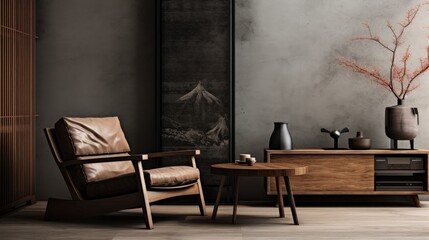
[212,176,226,220]
[284,176,299,225]
[275,176,285,218]
[410,139,415,150]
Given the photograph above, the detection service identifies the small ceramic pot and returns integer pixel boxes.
[348,131,371,150]
[240,154,251,162]
[246,157,256,166]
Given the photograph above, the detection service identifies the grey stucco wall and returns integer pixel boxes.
[235,0,429,201]
[36,0,157,200]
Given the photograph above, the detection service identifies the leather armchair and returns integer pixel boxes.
[44,117,206,229]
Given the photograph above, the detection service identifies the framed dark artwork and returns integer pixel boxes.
[157,0,234,186]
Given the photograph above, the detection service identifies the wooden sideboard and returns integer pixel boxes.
[264,149,429,206]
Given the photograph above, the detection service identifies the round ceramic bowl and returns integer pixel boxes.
[348,138,371,150]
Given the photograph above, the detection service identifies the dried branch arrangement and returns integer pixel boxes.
[339,3,429,100]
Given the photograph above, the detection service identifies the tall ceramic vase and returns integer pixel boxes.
[269,122,293,150]
[385,99,419,149]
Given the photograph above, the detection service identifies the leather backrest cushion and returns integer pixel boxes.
[55,117,130,160]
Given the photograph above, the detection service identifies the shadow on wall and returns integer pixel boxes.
[36,0,157,200]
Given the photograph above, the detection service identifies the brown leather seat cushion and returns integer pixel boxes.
[144,166,200,187]
[86,166,200,199]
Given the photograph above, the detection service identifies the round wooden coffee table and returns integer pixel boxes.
[211,162,308,225]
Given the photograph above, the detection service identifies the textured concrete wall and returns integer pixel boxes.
[35,0,429,202]
[235,0,429,200]
[36,0,156,200]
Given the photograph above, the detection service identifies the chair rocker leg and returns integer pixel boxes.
[44,193,141,221]
[45,198,94,220]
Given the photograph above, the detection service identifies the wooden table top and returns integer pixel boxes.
[211,162,308,177]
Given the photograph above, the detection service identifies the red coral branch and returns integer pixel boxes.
[339,3,429,100]
[353,23,393,52]
[339,57,400,98]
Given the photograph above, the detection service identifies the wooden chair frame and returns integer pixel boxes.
[43,128,206,229]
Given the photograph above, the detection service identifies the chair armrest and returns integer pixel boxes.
[62,154,148,167]
[147,150,200,158]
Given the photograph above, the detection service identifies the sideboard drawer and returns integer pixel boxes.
[267,154,374,194]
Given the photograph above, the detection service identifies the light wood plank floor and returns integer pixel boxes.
[1,201,429,239]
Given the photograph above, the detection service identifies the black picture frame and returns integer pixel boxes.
[156,0,234,186]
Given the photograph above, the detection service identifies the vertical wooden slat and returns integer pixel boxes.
[10,0,13,202]
[30,0,35,198]
[13,0,17,202]
[4,0,6,206]
[2,0,5,206]
[2,0,5,207]
[6,0,10,206]
[0,0,35,213]
[1,0,3,207]
[19,0,22,202]
[17,0,21,200]
[0,0,2,207]
[8,0,12,204]
[0,0,3,207]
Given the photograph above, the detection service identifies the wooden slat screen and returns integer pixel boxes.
[0,0,36,213]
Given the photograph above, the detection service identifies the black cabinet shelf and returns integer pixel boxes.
[374,156,427,192]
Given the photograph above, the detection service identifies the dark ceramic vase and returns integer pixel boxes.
[269,122,293,150]
[385,99,419,149]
